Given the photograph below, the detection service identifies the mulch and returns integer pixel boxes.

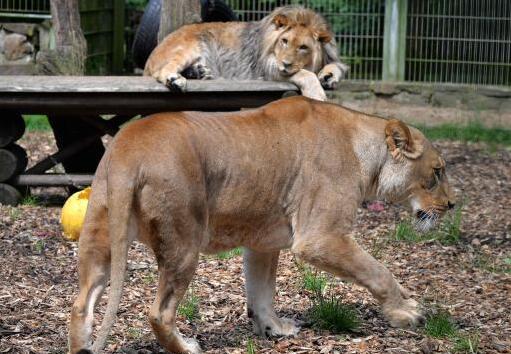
[0,132,509,353]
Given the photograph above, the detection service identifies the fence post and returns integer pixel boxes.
[382,0,407,81]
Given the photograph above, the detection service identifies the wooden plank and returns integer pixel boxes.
[0,76,298,93]
[13,174,94,187]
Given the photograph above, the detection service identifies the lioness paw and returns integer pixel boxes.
[254,316,300,338]
[165,73,187,91]
[384,298,425,328]
[182,337,202,354]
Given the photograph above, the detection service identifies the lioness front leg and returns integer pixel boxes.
[292,234,424,327]
[289,69,328,101]
[243,249,300,337]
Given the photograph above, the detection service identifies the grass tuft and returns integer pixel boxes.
[301,266,328,295]
[217,247,243,260]
[21,195,39,206]
[424,311,457,338]
[419,121,511,146]
[246,338,257,354]
[23,115,51,131]
[178,290,200,322]
[308,294,360,333]
[392,205,463,245]
[452,332,480,353]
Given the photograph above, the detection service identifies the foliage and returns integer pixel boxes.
[126,0,149,10]
[246,338,257,354]
[217,247,243,260]
[419,121,511,146]
[424,311,457,338]
[23,115,51,131]
[307,293,360,333]
[392,205,463,245]
[452,333,480,354]
[178,290,200,322]
[300,265,328,294]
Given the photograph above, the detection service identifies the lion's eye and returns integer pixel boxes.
[299,45,308,51]
[281,38,288,45]
[434,168,442,180]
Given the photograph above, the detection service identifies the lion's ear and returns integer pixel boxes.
[273,14,289,28]
[385,119,423,161]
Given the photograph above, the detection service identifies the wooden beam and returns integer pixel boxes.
[158,0,201,43]
[0,76,298,93]
[13,174,94,187]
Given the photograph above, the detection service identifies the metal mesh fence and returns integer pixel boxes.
[0,0,50,14]
[225,0,385,81]
[226,0,511,86]
[406,0,511,86]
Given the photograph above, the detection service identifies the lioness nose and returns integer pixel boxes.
[282,61,292,68]
[448,201,455,210]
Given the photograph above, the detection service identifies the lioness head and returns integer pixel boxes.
[380,120,456,232]
[267,7,333,76]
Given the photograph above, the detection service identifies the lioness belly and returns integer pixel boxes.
[202,216,293,254]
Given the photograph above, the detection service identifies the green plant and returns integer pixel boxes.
[424,311,457,338]
[23,115,51,131]
[178,290,200,322]
[301,266,328,295]
[419,121,511,146]
[246,338,257,354]
[475,253,511,274]
[308,294,360,333]
[8,207,21,221]
[392,205,463,245]
[452,332,480,353]
[217,247,243,260]
[21,195,39,206]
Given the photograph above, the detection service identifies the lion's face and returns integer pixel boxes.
[381,120,456,232]
[270,11,332,76]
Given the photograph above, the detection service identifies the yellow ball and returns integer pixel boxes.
[60,187,91,241]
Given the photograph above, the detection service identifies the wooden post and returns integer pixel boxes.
[37,0,87,75]
[112,0,125,74]
[382,0,407,81]
[158,0,201,43]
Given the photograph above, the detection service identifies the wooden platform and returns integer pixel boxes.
[0,76,299,204]
[0,76,298,115]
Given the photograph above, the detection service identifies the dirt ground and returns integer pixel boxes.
[0,132,510,354]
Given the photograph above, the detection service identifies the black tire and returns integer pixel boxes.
[0,183,22,206]
[132,0,238,69]
[0,113,25,148]
[0,144,28,182]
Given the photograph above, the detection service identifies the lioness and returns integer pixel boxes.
[69,96,455,354]
[144,6,349,101]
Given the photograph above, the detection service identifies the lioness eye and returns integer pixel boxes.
[299,45,308,50]
[434,168,442,180]
[281,38,288,45]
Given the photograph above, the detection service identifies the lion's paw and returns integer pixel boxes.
[196,63,213,80]
[318,70,339,90]
[254,316,301,338]
[384,298,425,328]
[301,87,327,101]
[165,73,187,91]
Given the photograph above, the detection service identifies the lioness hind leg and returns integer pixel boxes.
[149,250,201,354]
[68,207,110,354]
[292,234,424,328]
[243,249,300,337]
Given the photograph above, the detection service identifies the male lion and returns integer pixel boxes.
[69,96,455,354]
[144,6,349,101]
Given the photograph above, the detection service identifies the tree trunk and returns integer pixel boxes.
[158,0,201,43]
[37,0,87,75]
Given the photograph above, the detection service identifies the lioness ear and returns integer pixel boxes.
[273,14,289,28]
[385,119,423,161]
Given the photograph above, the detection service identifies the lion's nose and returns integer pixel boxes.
[447,201,455,210]
[282,60,292,68]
